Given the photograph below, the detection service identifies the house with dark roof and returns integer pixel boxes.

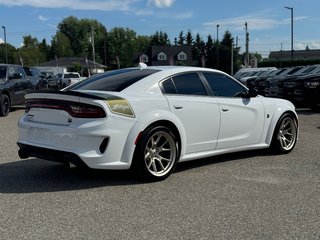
[37,57,105,76]
[135,46,198,66]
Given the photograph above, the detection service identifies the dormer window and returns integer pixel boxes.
[177,51,187,61]
[157,52,167,61]
[139,54,149,63]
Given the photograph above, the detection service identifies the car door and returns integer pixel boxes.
[202,72,265,149]
[161,72,220,154]
[8,66,26,105]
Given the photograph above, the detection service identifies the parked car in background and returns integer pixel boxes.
[23,67,48,90]
[282,65,320,104]
[0,64,41,116]
[48,72,85,89]
[244,69,277,88]
[303,75,320,111]
[233,67,276,81]
[255,68,289,96]
[265,66,307,97]
[17,65,298,181]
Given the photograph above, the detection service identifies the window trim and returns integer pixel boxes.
[160,71,210,97]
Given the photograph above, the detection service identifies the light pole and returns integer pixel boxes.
[244,22,249,67]
[285,6,293,66]
[216,24,220,69]
[90,26,96,71]
[1,26,8,64]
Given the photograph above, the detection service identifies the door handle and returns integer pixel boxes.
[222,108,229,112]
[174,105,183,109]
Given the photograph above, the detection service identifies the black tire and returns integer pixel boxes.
[0,94,10,117]
[132,126,180,181]
[271,113,298,154]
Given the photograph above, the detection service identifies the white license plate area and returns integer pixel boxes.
[27,127,50,144]
[27,108,71,125]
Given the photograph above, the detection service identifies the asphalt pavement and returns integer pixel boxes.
[0,108,319,240]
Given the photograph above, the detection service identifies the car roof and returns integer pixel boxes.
[122,65,231,94]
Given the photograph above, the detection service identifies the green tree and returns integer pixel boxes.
[205,34,215,68]
[178,31,185,46]
[185,30,193,46]
[19,35,45,66]
[107,27,138,68]
[218,31,241,74]
[150,31,170,46]
[38,39,51,61]
[136,35,151,53]
[0,43,17,64]
[51,32,73,58]
[192,33,206,63]
[57,16,107,60]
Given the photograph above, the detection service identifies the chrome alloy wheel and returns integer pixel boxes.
[144,131,177,177]
[277,116,297,151]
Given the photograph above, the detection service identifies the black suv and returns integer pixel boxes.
[0,64,42,116]
[299,74,320,111]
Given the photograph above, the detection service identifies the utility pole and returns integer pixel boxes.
[231,41,234,75]
[216,24,220,69]
[90,26,96,71]
[1,26,8,64]
[104,29,107,69]
[285,7,294,66]
[245,22,249,67]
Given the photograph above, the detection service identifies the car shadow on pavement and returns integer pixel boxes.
[0,149,272,194]
[0,158,141,194]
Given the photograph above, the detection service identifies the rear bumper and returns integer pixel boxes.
[17,143,89,168]
[17,112,136,170]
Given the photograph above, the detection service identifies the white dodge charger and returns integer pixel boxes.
[17,65,298,181]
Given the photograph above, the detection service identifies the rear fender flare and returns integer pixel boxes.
[120,110,187,166]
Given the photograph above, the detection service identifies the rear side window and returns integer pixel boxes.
[69,69,159,92]
[171,73,207,96]
[162,79,176,94]
[203,72,247,97]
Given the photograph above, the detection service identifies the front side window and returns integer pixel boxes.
[171,73,207,96]
[203,72,247,97]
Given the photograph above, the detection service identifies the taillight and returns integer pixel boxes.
[25,99,106,118]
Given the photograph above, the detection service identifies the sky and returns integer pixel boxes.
[0,0,320,58]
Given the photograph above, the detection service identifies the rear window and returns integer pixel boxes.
[68,69,159,92]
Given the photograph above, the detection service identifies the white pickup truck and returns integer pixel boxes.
[49,72,86,89]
